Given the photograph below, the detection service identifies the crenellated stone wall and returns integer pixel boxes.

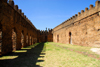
[53,1,100,47]
[37,29,53,43]
[0,0,38,55]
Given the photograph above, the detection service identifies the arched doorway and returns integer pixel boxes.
[69,32,72,44]
[0,23,2,52]
[12,29,17,51]
[21,31,24,48]
[30,36,31,45]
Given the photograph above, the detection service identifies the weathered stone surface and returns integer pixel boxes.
[0,0,37,55]
[53,1,100,47]
[37,29,53,42]
[0,0,53,55]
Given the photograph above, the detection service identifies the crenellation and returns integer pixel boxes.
[78,12,81,16]
[95,1,100,8]
[72,16,75,18]
[18,9,22,14]
[0,0,39,55]
[24,15,26,18]
[0,0,53,55]
[22,13,24,16]
[81,10,84,14]
[85,7,88,11]
[9,0,13,1]
[53,1,100,47]
[65,20,68,22]
[90,4,94,9]
[75,14,78,17]
[70,17,72,20]
[9,0,14,7]
[26,17,28,20]
[14,5,18,10]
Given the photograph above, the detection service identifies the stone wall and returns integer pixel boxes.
[37,29,53,43]
[0,0,37,55]
[53,1,100,47]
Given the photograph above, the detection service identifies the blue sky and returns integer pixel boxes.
[13,0,96,30]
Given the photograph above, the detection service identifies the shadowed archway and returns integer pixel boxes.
[21,31,24,48]
[12,28,17,51]
[69,32,72,44]
[0,23,2,53]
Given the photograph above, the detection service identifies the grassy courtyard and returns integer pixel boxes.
[0,42,100,67]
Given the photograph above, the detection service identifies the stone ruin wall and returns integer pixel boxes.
[0,0,38,55]
[37,29,53,43]
[53,1,100,47]
[0,0,53,55]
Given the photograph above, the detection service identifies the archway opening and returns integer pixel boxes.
[0,23,2,52]
[12,29,17,51]
[30,36,31,45]
[69,32,72,44]
[21,31,24,48]
[26,33,28,45]
[32,37,33,45]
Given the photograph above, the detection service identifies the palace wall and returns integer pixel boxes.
[37,29,53,43]
[0,0,37,55]
[53,1,100,47]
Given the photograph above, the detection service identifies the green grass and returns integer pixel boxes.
[37,42,100,67]
[49,42,100,58]
[0,42,100,67]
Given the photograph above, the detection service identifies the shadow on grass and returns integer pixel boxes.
[0,43,45,67]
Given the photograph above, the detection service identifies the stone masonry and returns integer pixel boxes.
[37,29,53,42]
[53,1,100,47]
[0,0,53,55]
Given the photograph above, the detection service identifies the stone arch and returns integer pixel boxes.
[26,33,28,45]
[12,28,17,51]
[30,35,31,45]
[31,37,33,45]
[69,32,72,44]
[21,30,24,48]
[0,23,2,52]
[32,36,34,45]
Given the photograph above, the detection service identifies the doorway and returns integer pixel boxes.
[69,32,72,44]
[57,35,59,42]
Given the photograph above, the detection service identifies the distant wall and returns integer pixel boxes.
[37,29,53,42]
[53,1,100,47]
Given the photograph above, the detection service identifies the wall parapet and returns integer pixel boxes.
[53,1,100,32]
[3,0,37,30]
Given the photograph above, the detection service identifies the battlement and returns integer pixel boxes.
[53,1,100,31]
[2,0,37,30]
[38,28,52,34]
